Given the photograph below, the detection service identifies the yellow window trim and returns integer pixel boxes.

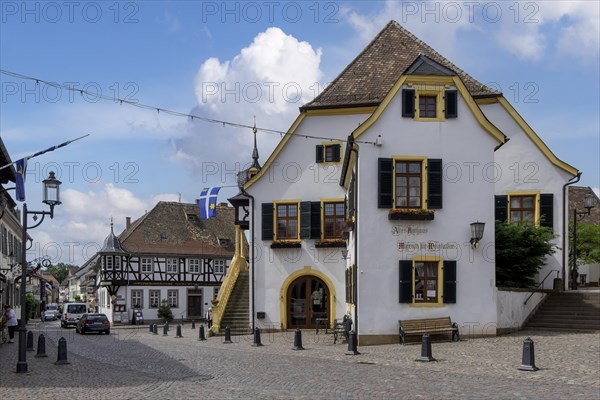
[414,88,446,122]
[507,191,541,226]
[320,198,345,240]
[392,156,428,210]
[273,200,300,241]
[320,141,343,165]
[411,256,444,306]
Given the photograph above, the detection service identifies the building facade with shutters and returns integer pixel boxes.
[243,21,578,344]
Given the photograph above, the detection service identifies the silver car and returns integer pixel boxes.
[75,313,110,335]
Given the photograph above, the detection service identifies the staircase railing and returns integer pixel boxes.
[524,270,560,305]
[211,226,248,333]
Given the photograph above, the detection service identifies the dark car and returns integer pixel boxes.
[75,313,110,335]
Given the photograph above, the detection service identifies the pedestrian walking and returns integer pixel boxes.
[3,304,18,343]
[205,307,213,329]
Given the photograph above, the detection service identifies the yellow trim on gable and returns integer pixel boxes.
[497,97,578,177]
[279,266,337,330]
[304,106,377,116]
[475,97,500,105]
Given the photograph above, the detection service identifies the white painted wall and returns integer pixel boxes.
[496,288,546,331]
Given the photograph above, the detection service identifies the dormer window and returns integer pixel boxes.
[402,87,458,121]
[419,96,437,118]
[218,238,230,246]
[186,213,197,221]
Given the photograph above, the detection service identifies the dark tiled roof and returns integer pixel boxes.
[118,201,238,258]
[302,21,499,110]
[100,225,128,254]
[569,186,600,225]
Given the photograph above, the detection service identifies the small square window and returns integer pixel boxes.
[419,96,437,118]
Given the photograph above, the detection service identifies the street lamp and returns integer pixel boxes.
[571,194,596,291]
[16,171,61,374]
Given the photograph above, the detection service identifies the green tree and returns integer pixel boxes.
[157,300,173,323]
[25,293,38,321]
[570,222,600,267]
[495,222,557,288]
[45,262,77,284]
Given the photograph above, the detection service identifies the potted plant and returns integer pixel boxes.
[388,209,435,221]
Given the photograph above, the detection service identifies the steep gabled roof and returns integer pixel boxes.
[301,21,499,110]
[569,186,600,225]
[117,201,237,258]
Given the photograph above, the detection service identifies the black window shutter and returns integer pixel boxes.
[300,202,311,239]
[310,201,321,239]
[402,89,415,118]
[445,90,458,118]
[332,144,341,162]
[495,195,508,223]
[427,159,443,209]
[316,145,324,163]
[261,203,274,241]
[399,260,413,303]
[378,158,393,208]
[539,193,554,229]
[443,261,457,304]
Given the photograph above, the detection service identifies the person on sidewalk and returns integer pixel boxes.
[3,304,17,343]
[205,307,213,329]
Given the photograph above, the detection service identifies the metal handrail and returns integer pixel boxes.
[524,269,560,305]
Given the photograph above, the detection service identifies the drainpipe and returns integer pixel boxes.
[350,142,359,337]
[562,172,581,291]
[241,188,255,332]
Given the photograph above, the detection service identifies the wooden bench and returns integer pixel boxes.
[398,317,460,345]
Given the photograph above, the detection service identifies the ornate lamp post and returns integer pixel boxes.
[571,194,596,290]
[16,171,61,373]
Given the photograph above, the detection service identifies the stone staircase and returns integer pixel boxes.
[525,291,600,331]
[217,271,251,335]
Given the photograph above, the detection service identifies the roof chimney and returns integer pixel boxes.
[126,217,131,230]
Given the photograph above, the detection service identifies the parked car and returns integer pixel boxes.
[61,302,88,328]
[76,313,110,335]
[42,310,57,321]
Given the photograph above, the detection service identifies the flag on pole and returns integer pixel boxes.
[198,187,221,220]
[15,158,27,201]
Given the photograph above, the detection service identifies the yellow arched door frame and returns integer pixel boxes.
[279,266,336,330]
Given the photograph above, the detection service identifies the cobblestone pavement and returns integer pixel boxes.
[0,321,598,399]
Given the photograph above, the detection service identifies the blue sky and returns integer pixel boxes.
[1,0,598,265]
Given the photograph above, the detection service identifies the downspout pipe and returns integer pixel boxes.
[562,172,581,291]
[350,142,359,338]
[241,188,255,332]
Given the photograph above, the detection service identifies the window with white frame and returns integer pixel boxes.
[166,258,178,273]
[189,259,200,274]
[141,257,153,273]
[213,259,225,274]
[167,290,178,307]
[114,256,121,269]
[149,290,160,308]
[131,290,143,308]
[105,256,113,270]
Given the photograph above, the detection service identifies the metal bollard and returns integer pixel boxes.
[344,330,360,355]
[518,337,539,371]
[181,316,184,326]
[223,326,233,344]
[55,337,70,365]
[149,324,153,333]
[417,334,436,362]
[191,320,196,330]
[26,331,35,352]
[153,324,158,335]
[252,327,263,347]
[35,334,48,358]
[292,328,304,350]
[199,324,207,341]
[163,324,168,336]
[176,324,183,338]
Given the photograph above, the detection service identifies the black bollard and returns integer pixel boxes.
[252,327,263,347]
[149,324,153,333]
[26,331,35,352]
[163,324,168,336]
[191,320,196,330]
[223,326,233,344]
[153,324,158,335]
[518,337,539,371]
[344,330,360,355]
[292,328,304,350]
[417,334,436,362]
[35,334,48,358]
[176,324,183,338]
[199,324,206,341]
[181,316,184,326]
[55,337,70,365]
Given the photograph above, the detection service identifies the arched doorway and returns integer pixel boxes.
[287,276,329,329]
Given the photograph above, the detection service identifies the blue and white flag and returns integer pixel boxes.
[15,158,27,202]
[198,187,221,220]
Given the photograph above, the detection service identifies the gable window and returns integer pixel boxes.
[419,96,437,118]
[167,289,178,308]
[276,202,299,240]
[323,201,345,239]
[140,257,153,273]
[510,195,535,224]
[189,259,200,274]
[149,290,160,308]
[399,259,456,305]
[131,289,143,308]
[166,258,178,273]
[213,259,225,274]
[402,88,458,120]
[395,161,422,208]
[316,143,342,164]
